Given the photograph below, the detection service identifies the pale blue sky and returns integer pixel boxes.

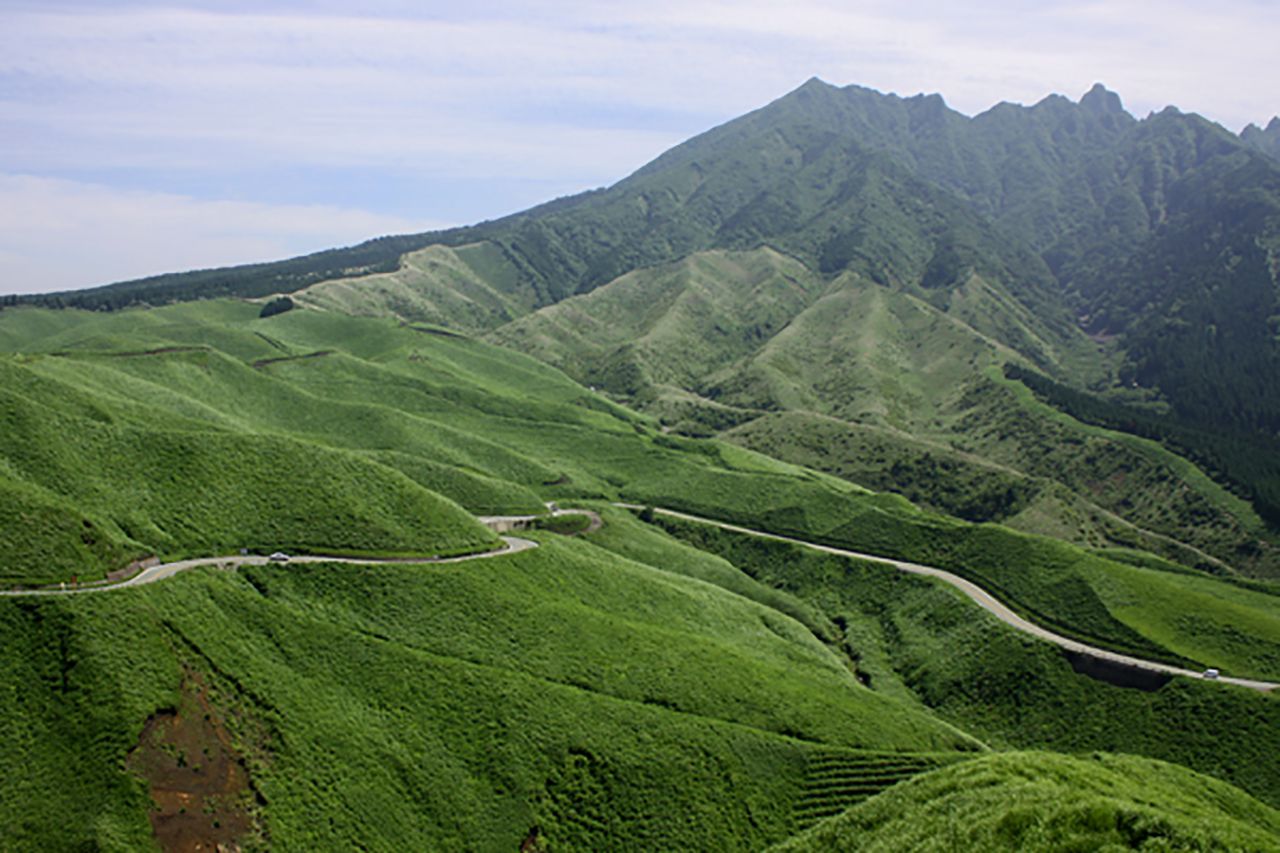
[2,0,1277,293]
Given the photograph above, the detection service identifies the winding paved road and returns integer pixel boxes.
[5,502,1275,693]
[0,535,537,598]
[616,504,1279,693]
[0,507,600,598]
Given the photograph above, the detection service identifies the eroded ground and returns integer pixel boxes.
[128,671,261,852]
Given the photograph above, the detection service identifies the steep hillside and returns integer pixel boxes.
[492,247,1277,576]
[483,83,1280,573]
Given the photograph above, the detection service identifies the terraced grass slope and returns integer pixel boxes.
[774,752,1280,852]
[791,749,966,829]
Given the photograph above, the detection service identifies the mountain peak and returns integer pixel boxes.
[795,76,836,94]
[1080,83,1126,116]
[1241,116,1280,160]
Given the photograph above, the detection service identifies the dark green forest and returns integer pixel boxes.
[1005,364,1280,528]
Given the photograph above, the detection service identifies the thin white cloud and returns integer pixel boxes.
[3,3,1274,167]
[0,1,1277,293]
[0,174,446,295]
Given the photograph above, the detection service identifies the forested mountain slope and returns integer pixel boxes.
[1243,117,1280,162]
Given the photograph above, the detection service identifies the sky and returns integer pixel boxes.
[2,1,1278,295]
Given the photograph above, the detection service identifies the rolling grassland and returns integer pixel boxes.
[0,535,977,850]
[1,300,1278,850]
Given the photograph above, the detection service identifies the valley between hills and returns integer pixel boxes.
[3,79,1280,850]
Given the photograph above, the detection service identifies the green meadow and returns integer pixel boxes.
[647,516,1280,810]
[3,301,1278,677]
[8,75,1280,850]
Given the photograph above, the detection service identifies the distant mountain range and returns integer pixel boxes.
[12,80,1280,577]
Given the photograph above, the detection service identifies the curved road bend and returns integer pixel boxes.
[0,536,538,599]
[615,503,1279,693]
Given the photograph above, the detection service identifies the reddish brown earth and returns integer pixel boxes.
[128,673,259,852]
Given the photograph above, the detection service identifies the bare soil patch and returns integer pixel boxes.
[128,671,260,852]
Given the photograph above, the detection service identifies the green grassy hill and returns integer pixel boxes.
[15,79,1280,583]
[774,752,1280,852]
[4,301,1276,677]
[293,242,535,331]
[486,242,1277,576]
[1,299,1279,850]
[2,77,1279,850]
[0,301,877,587]
[0,533,977,851]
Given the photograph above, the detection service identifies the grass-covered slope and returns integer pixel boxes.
[489,246,1076,422]
[491,248,830,407]
[650,517,1280,809]
[13,78,1280,583]
[0,534,976,851]
[488,243,1277,577]
[724,373,1278,577]
[0,300,866,585]
[626,465,1280,679]
[0,362,497,583]
[293,242,535,331]
[3,300,1277,679]
[2,299,1279,850]
[774,751,1280,852]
